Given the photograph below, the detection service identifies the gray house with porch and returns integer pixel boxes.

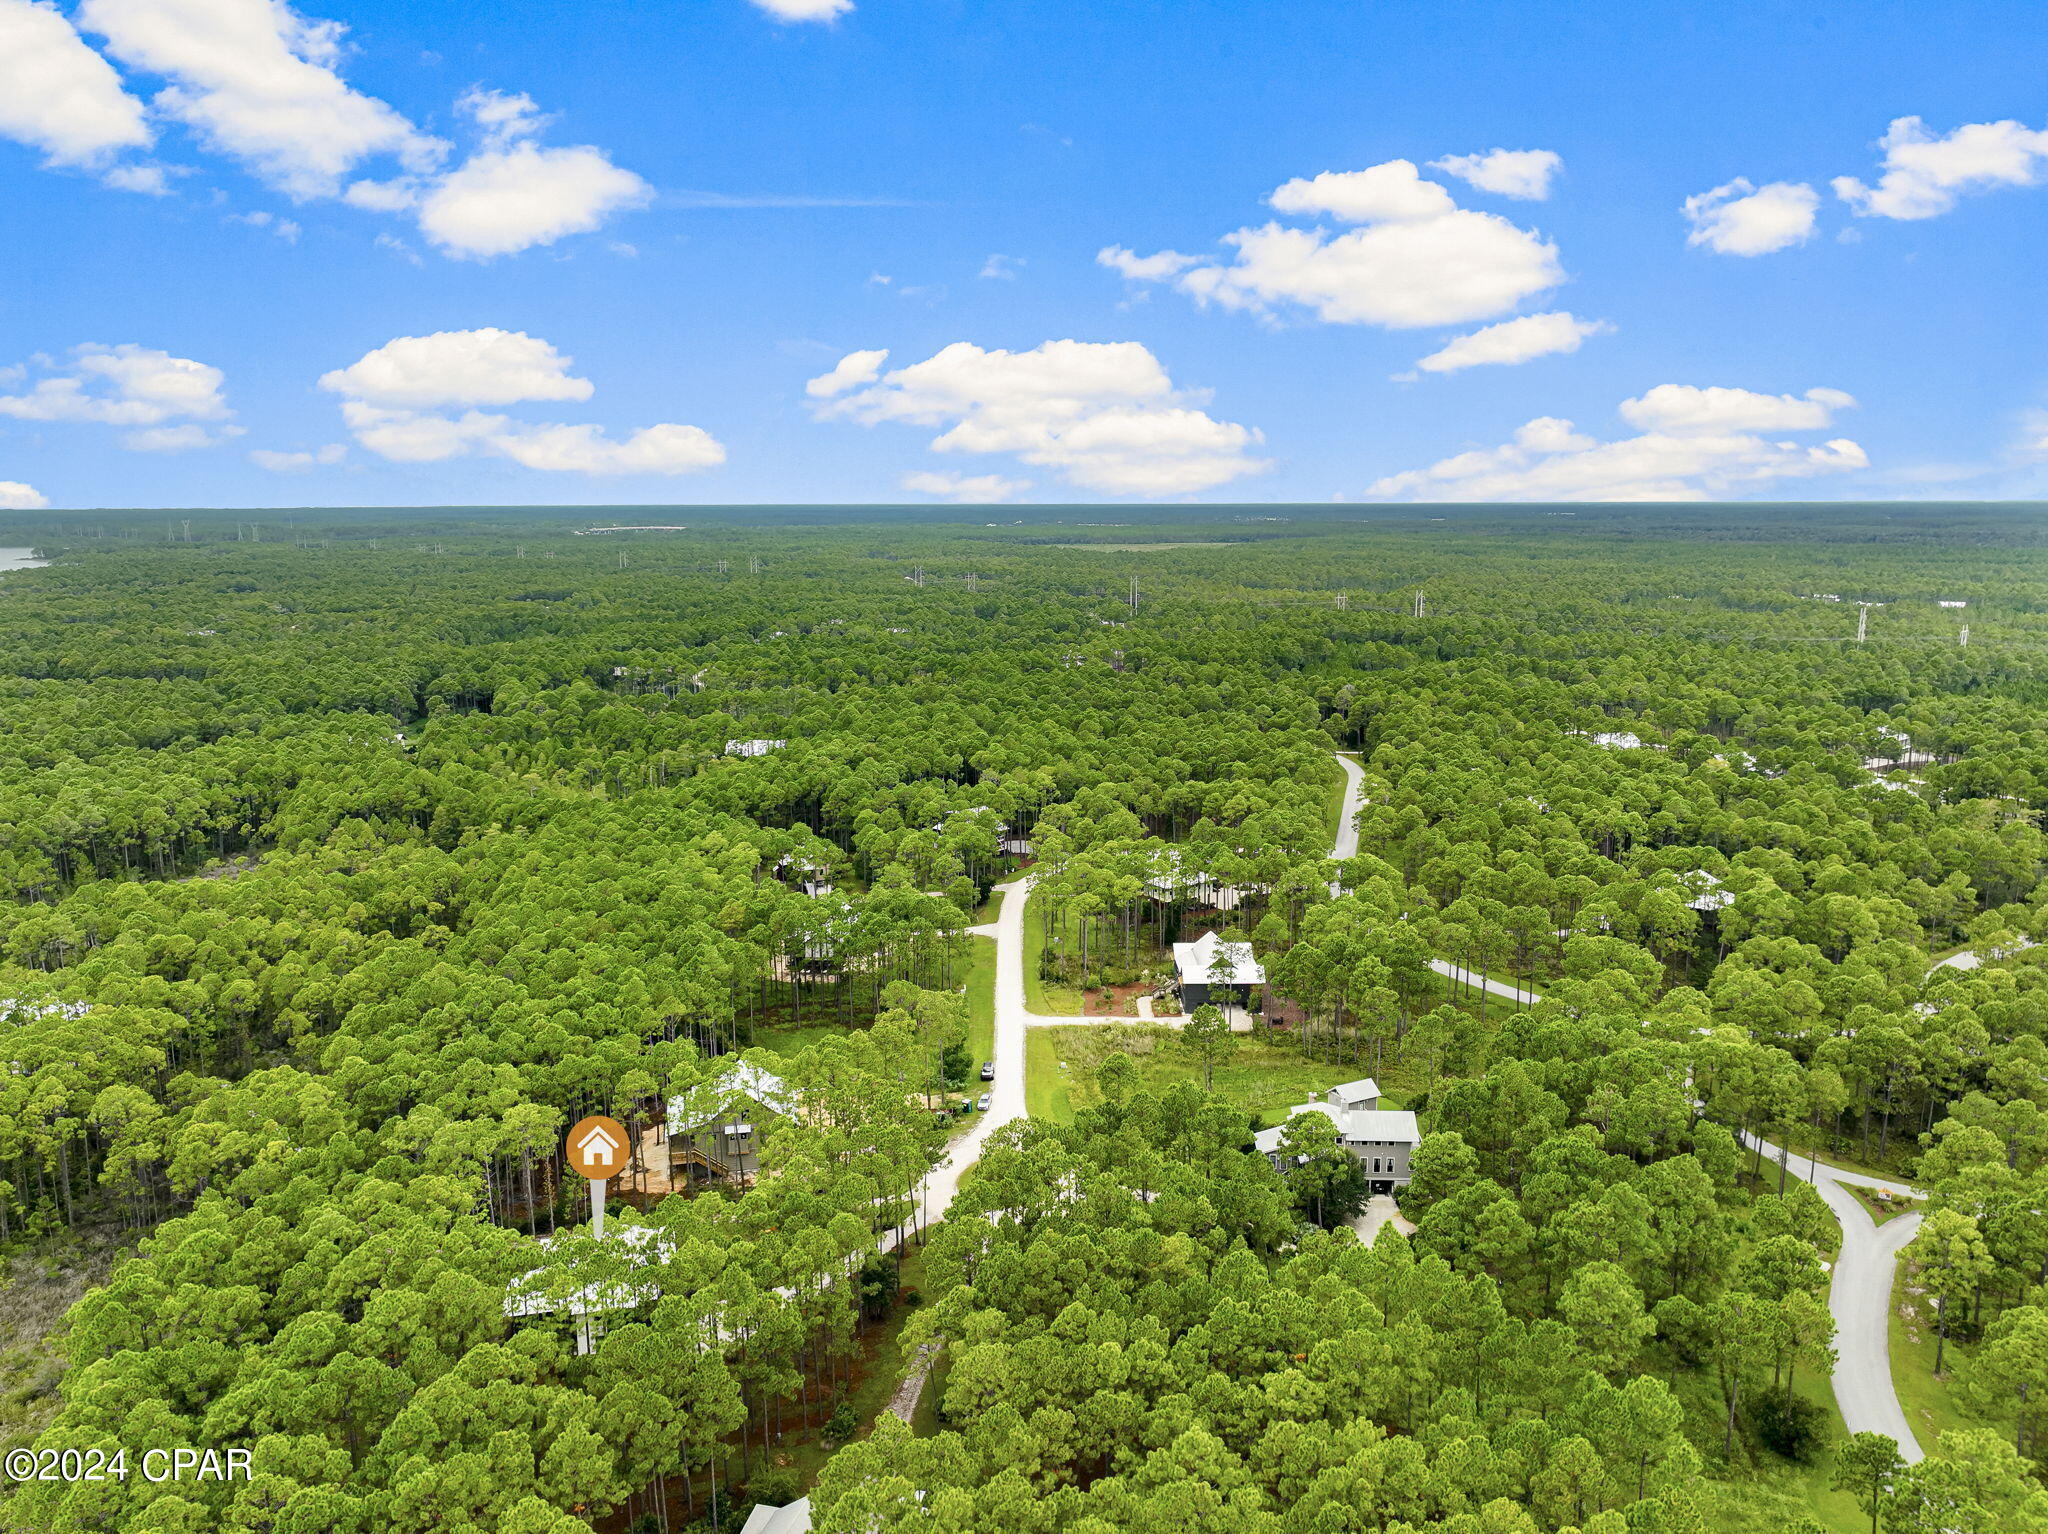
[1254,1078,1422,1195]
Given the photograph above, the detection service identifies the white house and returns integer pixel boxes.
[504,1223,668,1354]
[1255,1079,1422,1194]
[1680,870,1736,913]
[663,1059,794,1184]
[1862,727,1933,771]
[742,1501,812,1534]
[1144,847,1248,912]
[1173,930,1263,1010]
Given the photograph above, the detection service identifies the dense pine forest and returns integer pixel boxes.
[3,502,2048,1534]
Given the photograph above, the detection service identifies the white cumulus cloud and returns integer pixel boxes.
[1683,178,1819,255]
[489,421,723,474]
[0,343,235,448]
[1430,148,1562,200]
[1835,116,2048,220]
[0,0,151,171]
[901,470,1031,502]
[1369,386,1865,502]
[61,4,643,257]
[79,0,444,200]
[250,443,345,471]
[749,0,852,20]
[318,328,595,409]
[126,422,231,451]
[401,90,651,259]
[1270,162,1458,223]
[0,480,50,509]
[1409,312,1611,375]
[413,140,646,259]
[804,348,888,399]
[344,88,650,260]
[1616,384,1855,435]
[321,328,723,476]
[1096,246,1201,282]
[1103,157,1563,329]
[809,338,1266,496]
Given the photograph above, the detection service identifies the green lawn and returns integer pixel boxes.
[1701,1363,1876,1533]
[1762,1124,1917,1184]
[909,1345,951,1437]
[1027,1024,1400,1126]
[1324,752,1355,846]
[1026,1029,1075,1122]
[1023,886,1089,1015]
[965,935,995,1064]
[1845,1182,1920,1226]
[752,1020,860,1058]
[1889,1252,2005,1453]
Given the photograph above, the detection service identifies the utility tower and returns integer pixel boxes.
[1414,589,1426,619]
[1960,625,1970,647]
[1856,605,1868,643]
[1335,592,1348,611]
[1128,576,1139,613]
[716,558,729,574]
[748,555,761,574]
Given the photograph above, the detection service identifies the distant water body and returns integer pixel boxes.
[0,549,45,572]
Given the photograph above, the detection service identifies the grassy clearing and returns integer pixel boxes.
[1023,887,1090,1015]
[909,1346,951,1437]
[1323,753,1353,846]
[752,1020,858,1057]
[754,937,994,1066]
[1027,1025,1402,1127]
[1760,1124,1917,1184]
[1700,1365,1871,1532]
[1653,1267,1865,1532]
[1845,1182,1921,1226]
[0,1226,129,1461]
[965,935,995,1064]
[1889,1253,2003,1453]
[1026,1029,1075,1122]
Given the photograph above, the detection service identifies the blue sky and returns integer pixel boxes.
[2,0,2046,509]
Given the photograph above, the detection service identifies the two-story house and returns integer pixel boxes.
[1254,1077,1422,1195]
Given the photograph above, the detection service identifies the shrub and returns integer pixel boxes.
[748,1466,802,1505]
[1751,1391,1830,1462]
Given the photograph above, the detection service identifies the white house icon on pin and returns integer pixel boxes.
[576,1123,621,1168]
